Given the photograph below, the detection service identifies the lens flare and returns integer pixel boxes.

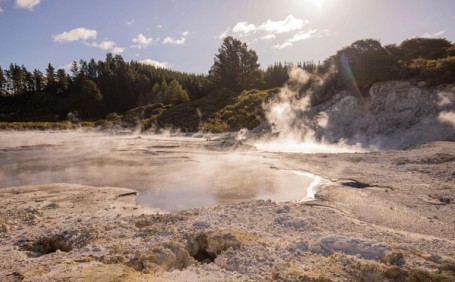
[340,53,363,101]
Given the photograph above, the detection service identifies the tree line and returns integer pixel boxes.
[1,36,454,126]
[0,54,209,120]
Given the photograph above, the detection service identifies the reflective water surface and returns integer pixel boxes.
[0,131,313,211]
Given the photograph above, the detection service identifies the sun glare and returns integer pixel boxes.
[312,0,329,9]
[313,0,324,8]
[291,0,330,12]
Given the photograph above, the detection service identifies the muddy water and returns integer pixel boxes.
[0,131,314,211]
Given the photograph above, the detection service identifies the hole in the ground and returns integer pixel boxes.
[193,247,216,263]
[439,197,451,204]
[186,232,241,264]
[189,233,216,263]
[20,235,73,257]
[341,180,371,189]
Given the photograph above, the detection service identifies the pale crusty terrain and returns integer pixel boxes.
[1,141,454,281]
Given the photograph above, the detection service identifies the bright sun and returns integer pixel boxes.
[312,0,327,9]
[292,0,328,10]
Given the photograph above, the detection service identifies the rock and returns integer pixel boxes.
[44,203,60,209]
[206,233,241,256]
[287,241,309,253]
[309,235,389,259]
[130,242,193,272]
[291,218,306,228]
[312,81,455,149]
[418,81,427,87]
[192,221,211,229]
[5,272,25,281]
[276,205,290,214]
[275,214,293,225]
[274,215,306,229]
[382,251,406,266]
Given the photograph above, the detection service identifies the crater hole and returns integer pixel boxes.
[20,235,73,257]
[188,233,216,263]
[186,232,241,264]
[341,180,371,189]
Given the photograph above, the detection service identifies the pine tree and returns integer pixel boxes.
[209,36,260,91]
[0,66,5,94]
[46,63,56,90]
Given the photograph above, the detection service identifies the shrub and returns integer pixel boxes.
[200,88,278,132]
[407,56,455,85]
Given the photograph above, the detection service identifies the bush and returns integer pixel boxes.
[200,88,278,132]
[407,56,455,85]
[148,88,238,132]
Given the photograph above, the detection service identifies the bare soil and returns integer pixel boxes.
[1,141,454,281]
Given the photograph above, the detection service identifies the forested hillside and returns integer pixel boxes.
[0,54,207,121]
[1,36,454,132]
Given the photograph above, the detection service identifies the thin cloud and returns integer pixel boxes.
[230,15,309,37]
[163,37,185,45]
[0,0,6,13]
[89,40,116,50]
[86,40,125,54]
[111,47,125,54]
[53,27,97,43]
[260,15,309,34]
[138,59,170,69]
[434,30,446,36]
[421,29,446,38]
[53,27,124,53]
[232,22,256,35]
[131,34,157,49]
[288,29,318,43]
[261,34,276,40]
[163,31,189,45]
[273,42,293,49]
[125,19,135,25]
[218,29,230,39]
[223,14,325,50]
[61,62,76,71]
[156,25,163,29]
[61,61,85,71]
[273,29,320,49]
[15,0,40,10]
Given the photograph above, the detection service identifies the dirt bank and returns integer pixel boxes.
[1,141,454,281]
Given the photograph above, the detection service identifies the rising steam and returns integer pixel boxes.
[254,67,455,153]
[255,68,365,153]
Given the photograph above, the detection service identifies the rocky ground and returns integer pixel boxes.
[0,141,454,281]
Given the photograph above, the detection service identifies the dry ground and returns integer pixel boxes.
[0,141,454,281]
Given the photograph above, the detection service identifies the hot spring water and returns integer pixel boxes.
[0,131,318,211]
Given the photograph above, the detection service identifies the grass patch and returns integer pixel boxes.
[0,121,94,130]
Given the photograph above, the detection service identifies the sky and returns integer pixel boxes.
[0,0,454,74]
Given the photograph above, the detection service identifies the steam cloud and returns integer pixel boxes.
[255,68,365,153]
[254,68,455,153]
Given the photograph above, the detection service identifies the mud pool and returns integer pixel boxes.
[0,131,316,211]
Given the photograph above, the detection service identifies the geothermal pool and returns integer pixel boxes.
[0,131,316,211]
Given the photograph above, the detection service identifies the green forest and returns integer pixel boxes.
[1,36,454,132]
